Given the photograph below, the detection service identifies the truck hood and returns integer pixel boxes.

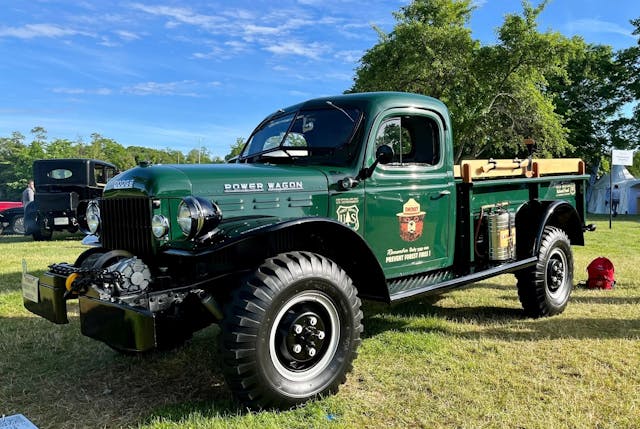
[105,163,330,200]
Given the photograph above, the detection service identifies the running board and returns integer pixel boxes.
[388,257,538,303]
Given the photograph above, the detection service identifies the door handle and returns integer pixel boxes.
[430,189,451,200]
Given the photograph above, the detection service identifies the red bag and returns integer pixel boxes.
[586,257,615,289]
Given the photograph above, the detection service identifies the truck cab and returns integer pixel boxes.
[21,92,590,410]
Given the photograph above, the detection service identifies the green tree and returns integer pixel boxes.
[548,41,628,173]
[617,18,640,148]
[225,137,246,161]
[0,132,28,199]
[47,138,76,159]
[351,0,572,161]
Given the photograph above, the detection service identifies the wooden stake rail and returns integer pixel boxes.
[453,158,586,183]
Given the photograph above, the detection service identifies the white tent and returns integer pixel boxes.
[587,165,640,214]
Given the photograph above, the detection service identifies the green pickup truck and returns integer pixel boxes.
[22,92,592,409]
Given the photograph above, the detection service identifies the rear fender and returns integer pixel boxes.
[516,200,584,258]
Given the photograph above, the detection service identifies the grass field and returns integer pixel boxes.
[1,215,639,428]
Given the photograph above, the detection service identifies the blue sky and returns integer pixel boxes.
[0,1,638,158]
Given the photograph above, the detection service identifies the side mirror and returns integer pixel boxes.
[375,144,394,165]
[357,144,395,180]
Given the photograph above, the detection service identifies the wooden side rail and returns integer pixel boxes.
[453,158,585,183]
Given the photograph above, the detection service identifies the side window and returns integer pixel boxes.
[104,167,116,182]
[284,132,308,147]
[94,166,106,185]
[375,116,441,166]
[375,118,412,164]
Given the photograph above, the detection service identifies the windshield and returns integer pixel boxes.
[240,107,362,166]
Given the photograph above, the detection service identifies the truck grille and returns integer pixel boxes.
[100,197,153,255]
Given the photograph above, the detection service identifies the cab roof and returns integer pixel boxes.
[269,92,449,123]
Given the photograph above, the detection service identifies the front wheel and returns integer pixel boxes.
[516,226,574,318]
[221,251,363,409]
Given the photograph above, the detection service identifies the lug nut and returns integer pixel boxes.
[307,347,316,357]
[292,344,302,354]
[293,324,303,334]
[317,331,325,340]
[308,316,317,326]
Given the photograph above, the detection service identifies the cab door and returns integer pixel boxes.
[363,109,455,279]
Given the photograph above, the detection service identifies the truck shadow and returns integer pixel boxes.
[569,295,640,305]
[362,291,640,341]
[0,232,82,243]
[0,314,239,429]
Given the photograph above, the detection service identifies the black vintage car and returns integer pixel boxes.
[25,159,118,240]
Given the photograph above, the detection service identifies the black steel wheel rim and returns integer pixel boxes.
[269,290,340,382]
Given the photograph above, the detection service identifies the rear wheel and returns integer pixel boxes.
[10,215,25,235]
[32,228,53,241]
[221,251,362,409]
[516,226,574,318]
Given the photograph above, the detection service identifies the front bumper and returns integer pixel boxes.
[23,269,161,352]
[23,271,69,324]
[79,296,157,352]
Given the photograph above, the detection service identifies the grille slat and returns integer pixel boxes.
[100,197,153,255]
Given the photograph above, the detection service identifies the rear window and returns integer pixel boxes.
[47,169,73,180]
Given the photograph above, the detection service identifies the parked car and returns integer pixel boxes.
[0,201,23,212]
[0,203,24,235]
[24,158,118,240]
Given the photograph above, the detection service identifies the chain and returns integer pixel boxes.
[51,263,123,298]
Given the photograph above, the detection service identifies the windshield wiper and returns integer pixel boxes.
[326,101,355,123]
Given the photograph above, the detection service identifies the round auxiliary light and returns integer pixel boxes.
[151,214,169,238]
[86,201,101,235]
[177,196,222,240]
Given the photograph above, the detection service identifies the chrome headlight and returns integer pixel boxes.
[151,214,169,238]
[86,201,101,234]
[177,196,222,240]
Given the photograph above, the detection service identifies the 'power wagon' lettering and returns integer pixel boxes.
[267,181,303,191]
[224,183,264,193]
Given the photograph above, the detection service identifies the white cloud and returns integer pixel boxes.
[334,49,362,63]
[221,9,255,20]
[243,24,282,36]
[52,87,113,95]
[130,3,225,28]
[0,23,92,39]
[192,39,250,60]
[288,90,311,97]
[264,41,330,59]
[122,80,201,97]
[566,19,634,37]
[115,30,141,41]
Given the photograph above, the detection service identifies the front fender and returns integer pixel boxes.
[24,201,41,234]
[166,216,390,303]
